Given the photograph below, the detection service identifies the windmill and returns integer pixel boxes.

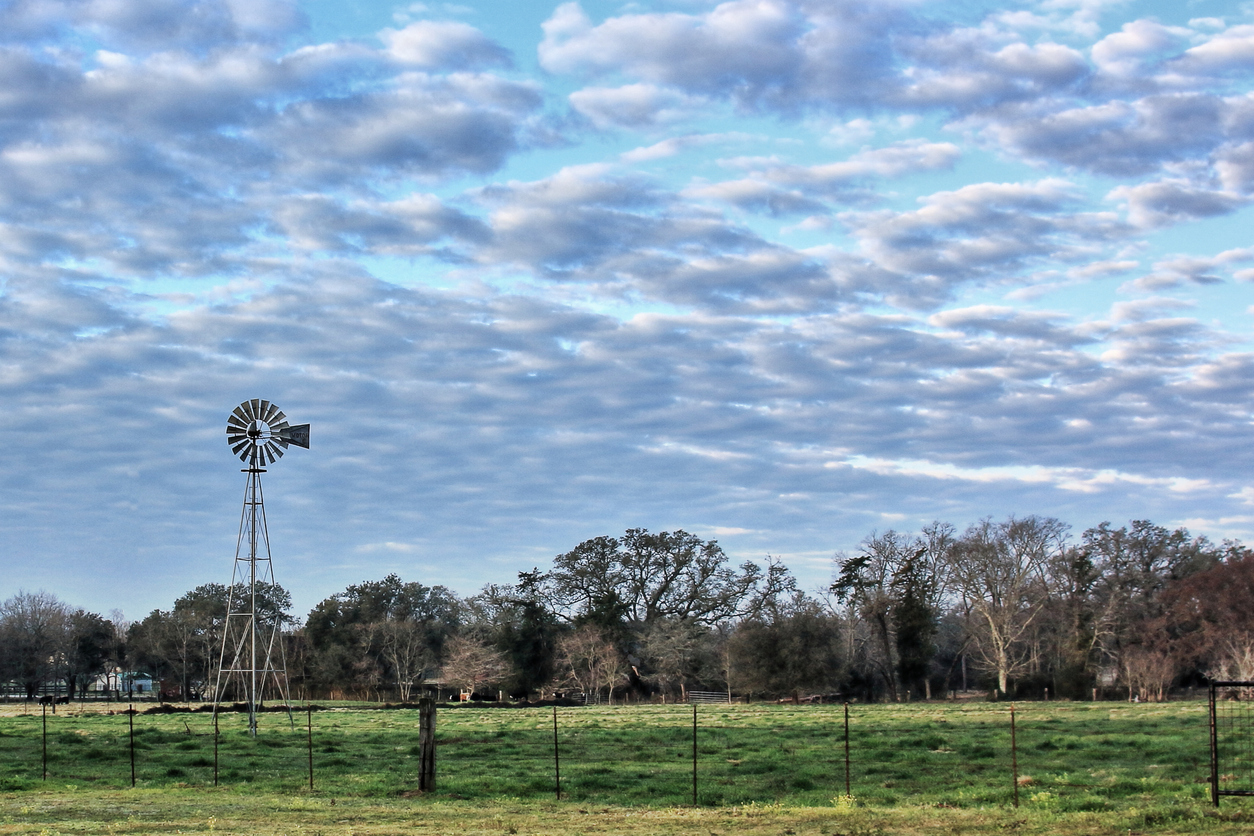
[213,399,310,735]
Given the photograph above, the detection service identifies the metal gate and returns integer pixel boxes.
[1210,680,1254,806]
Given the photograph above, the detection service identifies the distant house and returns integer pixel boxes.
[89,669,154,695]
[89,668,123,694]
[124,672,155,694]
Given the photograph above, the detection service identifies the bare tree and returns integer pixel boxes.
[374,620,436,701]
[1123,645,1175,702]
[554,624,627,703]
[441,634,508,698]
[948,516,1067,695]
[641,618,713,701]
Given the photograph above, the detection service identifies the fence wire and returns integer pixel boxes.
[0,701,1217,809]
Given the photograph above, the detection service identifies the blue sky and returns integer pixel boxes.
[1,0,1252,623]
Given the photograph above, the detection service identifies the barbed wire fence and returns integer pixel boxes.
[0,701,1219,809]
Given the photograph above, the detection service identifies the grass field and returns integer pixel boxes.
[1,699,1251,834]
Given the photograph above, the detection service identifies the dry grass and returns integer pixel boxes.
[0,790,1251,836]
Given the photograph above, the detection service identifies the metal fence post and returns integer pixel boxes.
[41,703,47,782]
[692,703,698,806]
[1210,683,1220,808]
[213,712,219,787]
[844,701,851,798]
[307,702,314,791]
[1010,703,1018,808]
[129,704,136,788]
[553,705,561,801]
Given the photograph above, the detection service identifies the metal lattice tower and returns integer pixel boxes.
[213,399,310,735]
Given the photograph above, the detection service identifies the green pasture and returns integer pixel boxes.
[0,700,1250,834]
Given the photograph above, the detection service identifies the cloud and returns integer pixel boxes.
[1108,178,1248,228]
[474,164,840,312]
[540,0,906,114]
[0,0,307,51]
[569,84,706,129]
[380,20,512,70]
[1173,24,1254,76]
[685,139,960,216]
[1122,248,1254,291]
[977,93,1229,176]
[0,13,542,281]
[3,0,1254,614]
[837,179,1130,306]
[1091,19,1190,82]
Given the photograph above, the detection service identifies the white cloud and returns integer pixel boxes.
[380,20,511,70]
[569,84,705,129]
[1108,178,1247,228]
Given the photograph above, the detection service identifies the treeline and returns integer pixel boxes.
[2,518,1252,703]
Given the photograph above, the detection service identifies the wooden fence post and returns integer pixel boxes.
[418,698,436,792]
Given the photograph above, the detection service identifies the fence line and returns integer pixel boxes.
[0,701,1218,810]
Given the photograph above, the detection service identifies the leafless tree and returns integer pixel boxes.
[554,624,627,703]
[374,620,436,701]
[948,516,1067,695]
[441,634,508,697]
[640,617,712,701]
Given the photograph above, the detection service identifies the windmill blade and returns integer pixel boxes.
[240,400,256,421]
[231,405,250,425]
[227,414,248,431]
[231,439,253,458]
[258,400,273,423]
[264,403,283,425]
[279,424,310,449]
[265,441,284,462]
[249,398,263,420]
[228,434,248,448]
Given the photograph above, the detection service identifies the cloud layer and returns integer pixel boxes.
[0,0,1252,617]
